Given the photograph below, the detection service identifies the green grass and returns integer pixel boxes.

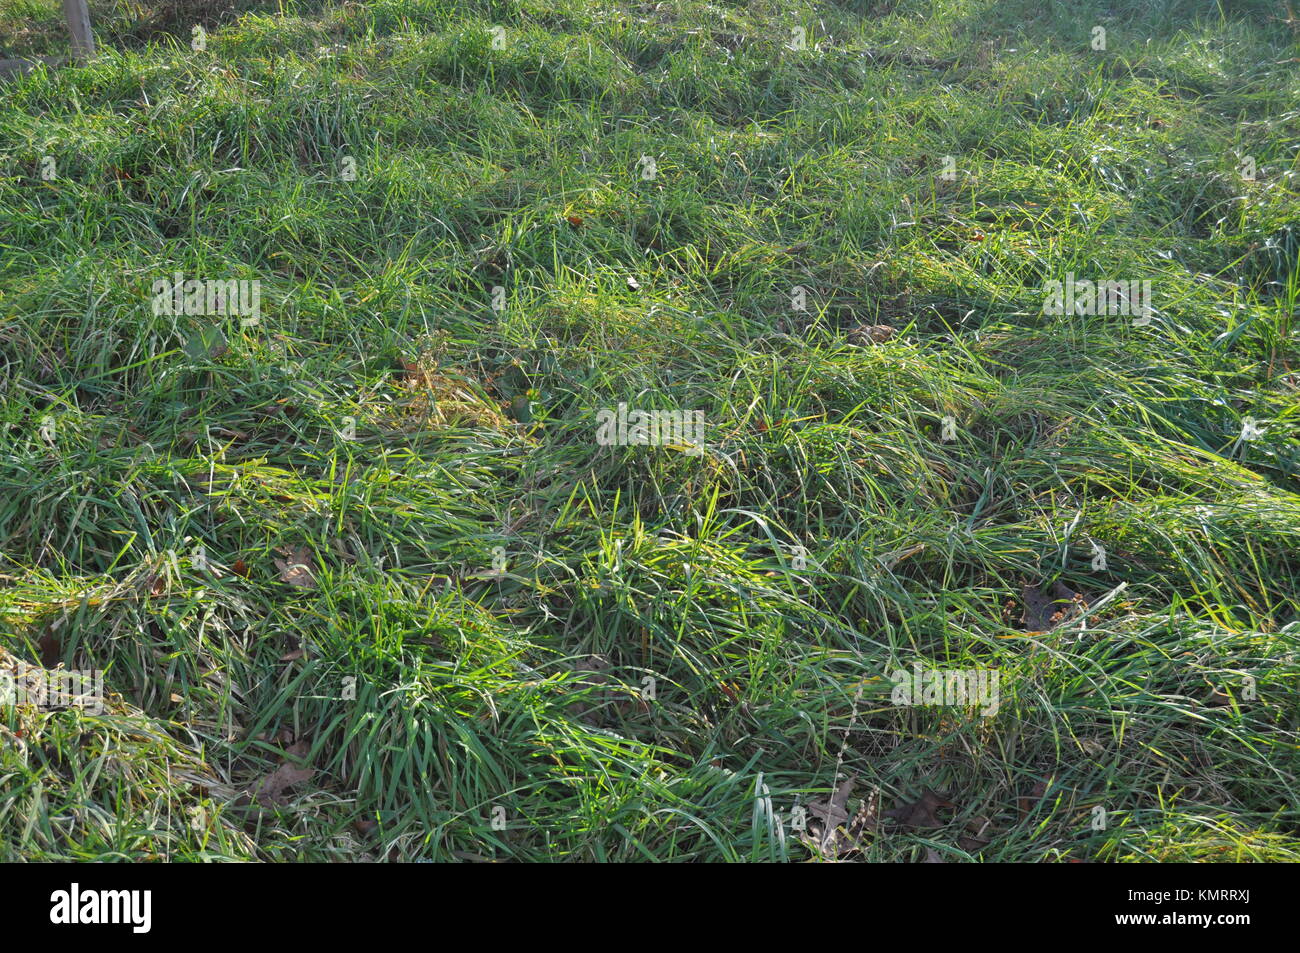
[1,0,1298,862]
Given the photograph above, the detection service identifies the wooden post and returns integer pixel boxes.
[61,0,95,62]
[0,0,92,79]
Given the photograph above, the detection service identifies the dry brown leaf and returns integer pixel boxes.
[37,627,63,667]
[884,788,955,829]
[401,359,427,387]
[274,546,317,590]
[1018,778,1051,817]
[1206,687,1233,707]
[254,763,315,805]
[958,815,993,851]
[1020,581,1085,632]
[847,324,895,345]
[254,740,315,805]
[801,776,881,860]
[808,774,856,828]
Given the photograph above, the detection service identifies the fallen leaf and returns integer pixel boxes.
[253,739,316,805]
[401,359,428,387]
[257,727,296,745]
[808,774,856,828]
[958,815,993,851]
[922,846,946,863]
[1020,581,1085,632]
[848,324,895,345]
[566,215,584,229]
[1018,778,1050,817]
[885,788,955,829]
[254,762,315,805]
[37,628,63,667]
[800,777,879,860]
[274,546,317,590]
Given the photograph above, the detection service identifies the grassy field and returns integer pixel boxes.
[1,0,1298,862]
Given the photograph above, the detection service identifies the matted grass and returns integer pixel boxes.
[1,0,1298,861]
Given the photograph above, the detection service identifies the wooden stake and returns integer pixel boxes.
[61,0,96,62]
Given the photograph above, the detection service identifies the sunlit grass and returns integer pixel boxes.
[1,0,1298,861]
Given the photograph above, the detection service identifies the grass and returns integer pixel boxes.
[0,0,1298,862]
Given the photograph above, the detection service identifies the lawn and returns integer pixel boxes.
[1,0,1298,862]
